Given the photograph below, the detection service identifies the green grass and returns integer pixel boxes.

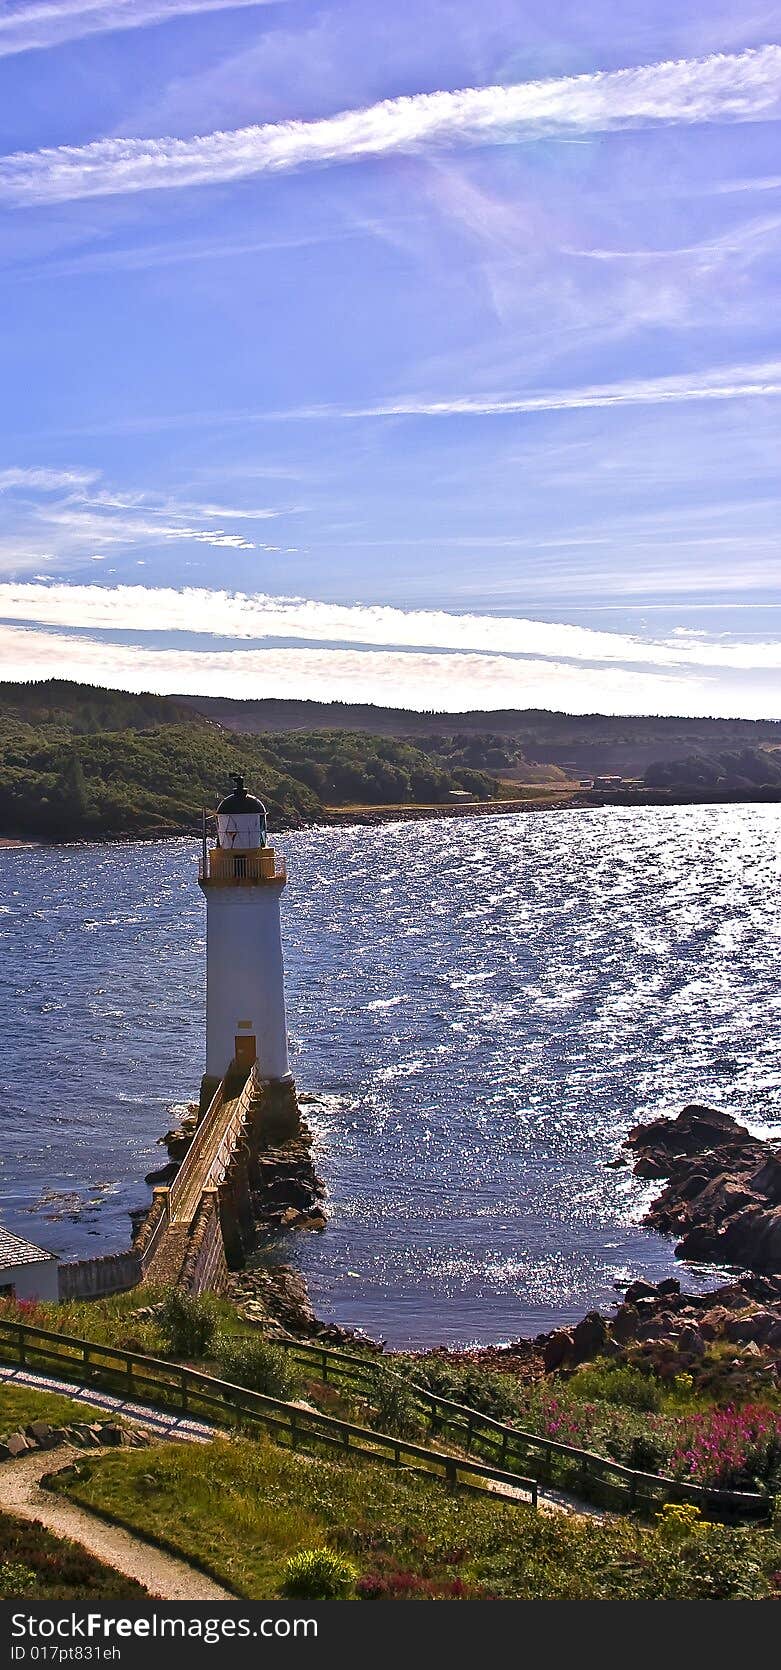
[56,1434,781,1600]
[0,1383,113,1432]
[0,1288,246,1359]
[0,1509,145,1599]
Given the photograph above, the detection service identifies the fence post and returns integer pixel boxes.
[181,1369,188,1414]
[17,1326,25,1367]
[126,1357,134,1401]
[321,1350,328,1384]
[83,1343,91,1380]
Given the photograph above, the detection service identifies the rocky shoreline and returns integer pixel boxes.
[471,1105,781,1390]
[151,1096,781,1390]
[624,1103,781,1272]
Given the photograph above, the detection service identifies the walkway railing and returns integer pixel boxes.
[0,1318,537,1508]
[270,1334,772,1521]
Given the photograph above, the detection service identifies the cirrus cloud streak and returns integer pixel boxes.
[0,0,284,61]
[1,46,780,206]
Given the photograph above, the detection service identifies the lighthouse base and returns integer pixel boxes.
[199,1068,300,1144]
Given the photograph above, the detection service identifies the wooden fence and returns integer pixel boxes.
[0,1318,536,1507]
[0,1317,770,1521]
[271,1333,772,1521]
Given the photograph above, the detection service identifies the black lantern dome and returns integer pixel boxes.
[217,773,266,816]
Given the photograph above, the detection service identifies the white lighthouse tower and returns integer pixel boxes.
[198,774,290,1107]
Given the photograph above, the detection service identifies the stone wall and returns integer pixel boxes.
[180,1190,228,1295]
[58,1250,141,1300]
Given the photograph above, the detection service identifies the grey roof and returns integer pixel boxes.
[0,1225,56,1269]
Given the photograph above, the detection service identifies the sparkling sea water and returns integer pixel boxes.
[1,804,779,1346]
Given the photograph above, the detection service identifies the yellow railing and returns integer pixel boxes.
[199,848,286,886]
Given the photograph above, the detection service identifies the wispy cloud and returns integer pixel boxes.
[2,46,780,205]
[38,506,259,550]
[36,359,781,439]
[0,469,299,560]
[0,582,779,673]
[0,0,283,61]
[329,360,781,420]
[3,228,363,283]
[0,465,98,491]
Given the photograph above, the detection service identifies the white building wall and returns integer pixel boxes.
[0,1258,59,1302]
[206,887,290,1081]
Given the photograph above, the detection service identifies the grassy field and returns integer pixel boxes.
[0,1382,116,1432]
[5,1295,781,1497]
[0,1508,146,1600]
[56,1434,781,1600]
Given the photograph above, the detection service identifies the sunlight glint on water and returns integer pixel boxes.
[1,805,779,1346]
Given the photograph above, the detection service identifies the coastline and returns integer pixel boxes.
[234,1101,781,1385]
[2,788,780,847]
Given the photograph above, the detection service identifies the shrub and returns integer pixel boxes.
[215,1335,297,1400]
[282,1549,357,1599]
[624,1433,669,1473]
[568,1361,664,1412]
[0,1562,36,1595]
[368,1369,425,1440]
[655,1503,705,1545]
[409,1355,520,1422]
[158,1292,216,1359]
[651,1525,766,1600]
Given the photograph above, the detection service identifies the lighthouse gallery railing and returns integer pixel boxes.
[199,850,286,885]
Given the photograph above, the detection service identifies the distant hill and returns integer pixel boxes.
[177,694,781,780]
[3,680,780,841]
[0,681,496,840]
[645,746,781,795]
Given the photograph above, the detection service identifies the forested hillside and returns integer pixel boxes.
[179,693,781,779]
[0,682,496,839]
[644,746,781,794]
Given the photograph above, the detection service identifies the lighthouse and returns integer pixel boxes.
[198,774,291,1107]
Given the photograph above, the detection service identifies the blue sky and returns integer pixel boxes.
[0,1,780,717]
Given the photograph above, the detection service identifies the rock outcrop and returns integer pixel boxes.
[539,1270,781,1387]
[0,1419,156,1461]
[227,1262,383,1350]
[251,1130,327,1233]
[623,1104,781,1272]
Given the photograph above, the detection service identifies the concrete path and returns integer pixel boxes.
[0,1446,232,1601]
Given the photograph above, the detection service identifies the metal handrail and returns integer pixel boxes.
[198,852,286,885]
[168,1065,260,1222]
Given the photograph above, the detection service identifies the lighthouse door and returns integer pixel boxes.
[234,1032,257,1071]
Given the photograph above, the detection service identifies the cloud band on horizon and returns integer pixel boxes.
[0,582,779,673]
[1,45,781,206]
[0,620,725,719]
